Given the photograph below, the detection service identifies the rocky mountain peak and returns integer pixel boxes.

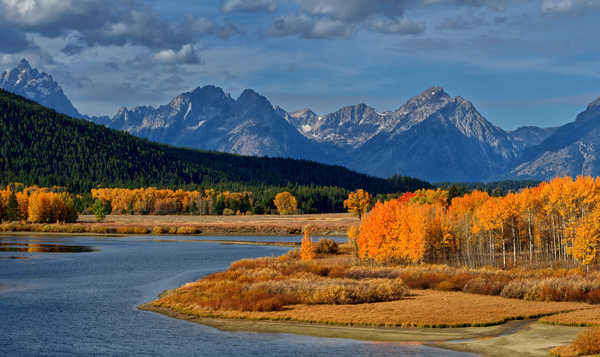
[410,86,450,104]
[236,88,272,111]
[0,58,81,118]
[397,86,452,117]
[16,58,33,71]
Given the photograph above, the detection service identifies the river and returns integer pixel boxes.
[0,235,472,356]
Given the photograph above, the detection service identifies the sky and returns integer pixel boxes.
[0,0,599,130]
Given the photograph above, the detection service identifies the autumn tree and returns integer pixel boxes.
[300,227,315,261]
[274,192,298,215]
[347,225,360,257]
[343,189,373,219]
[572,206,600,269]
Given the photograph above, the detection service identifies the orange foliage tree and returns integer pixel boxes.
[358,176,600,269]
[91,187,252,216]
[300,227,315,261]
[343,189,373,219]
[273,192,297,215]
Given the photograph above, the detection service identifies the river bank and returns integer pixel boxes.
[139,302,583,356]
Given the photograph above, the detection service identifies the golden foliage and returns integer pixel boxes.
[91,187,253,215]
[273,191,297,215]
[358,176,600,268]
[343,189,373,219]
[300,230,315,261]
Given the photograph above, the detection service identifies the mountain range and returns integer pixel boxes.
[0,87,427,194]
[2,59,598,182]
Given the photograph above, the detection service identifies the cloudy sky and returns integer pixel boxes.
[0,0,599,129]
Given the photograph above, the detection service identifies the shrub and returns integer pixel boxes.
[553,327,600,356]
[315,239,339,255]
[222,208,235,216]
[501,279,537,299]
[572,327,600,355]
[152,226,166,235]
[435,281,456,291]
[586,287,600,304]
[176,226,198,234]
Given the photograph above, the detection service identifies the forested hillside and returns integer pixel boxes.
[0,89,429,194]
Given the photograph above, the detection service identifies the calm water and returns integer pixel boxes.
[0,235,472,356]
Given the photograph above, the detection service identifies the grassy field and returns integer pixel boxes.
[541,307,600,326]
[151,289,591,328]
[77,213,358,236]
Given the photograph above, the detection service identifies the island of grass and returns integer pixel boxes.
[140,243,600,356]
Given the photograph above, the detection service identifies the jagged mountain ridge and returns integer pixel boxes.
[105,85,324,160]
[341,89,521,182]
[512,99,600,179]
[3,59,595,182]
[0,59,81,118]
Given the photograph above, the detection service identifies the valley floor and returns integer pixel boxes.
[77,213,356,236]
[0,213,357,236]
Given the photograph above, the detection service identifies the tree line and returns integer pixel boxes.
[0,185,78,223]
[355,176,600,269]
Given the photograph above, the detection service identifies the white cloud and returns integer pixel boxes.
[152,44,203,65]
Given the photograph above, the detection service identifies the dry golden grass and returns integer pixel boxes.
[153,289,590,328]
[541,307,600,326]
[73,213,358,236]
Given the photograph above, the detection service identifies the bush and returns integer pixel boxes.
[462,278,504,296]
[152,226,166,235]
[435,281,456,291]
[572,327,600,355]
[501,280,538,299]
[222,208,235,216]
[176,226,198,234]
[315,239,339,255]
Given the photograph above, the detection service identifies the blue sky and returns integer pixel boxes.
[0,0,599,130]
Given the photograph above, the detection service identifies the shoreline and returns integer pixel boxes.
[139,303,583,356]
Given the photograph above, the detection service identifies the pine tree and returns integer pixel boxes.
[6,191,19,222]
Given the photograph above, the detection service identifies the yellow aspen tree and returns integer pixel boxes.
[300,229,315,261]
[343,189,373,219]
[274,192,298,215]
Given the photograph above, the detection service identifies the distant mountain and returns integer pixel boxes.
[0,59,81,118]
[511,97,600,179]
[284,104,395,148]
[508,126,557,148]
[5,59,598,182]
[0,88,428,194]
[341,87,520,182]
[105,86,322,160]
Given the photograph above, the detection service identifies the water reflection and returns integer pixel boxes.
[0,241,95,253]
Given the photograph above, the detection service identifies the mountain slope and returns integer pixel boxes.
[106,86,322,160]
[512,98,600,179]
[0,89,428,193]
[344,88,519,182]
[508,126,557,148]
[284,104,396,148]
